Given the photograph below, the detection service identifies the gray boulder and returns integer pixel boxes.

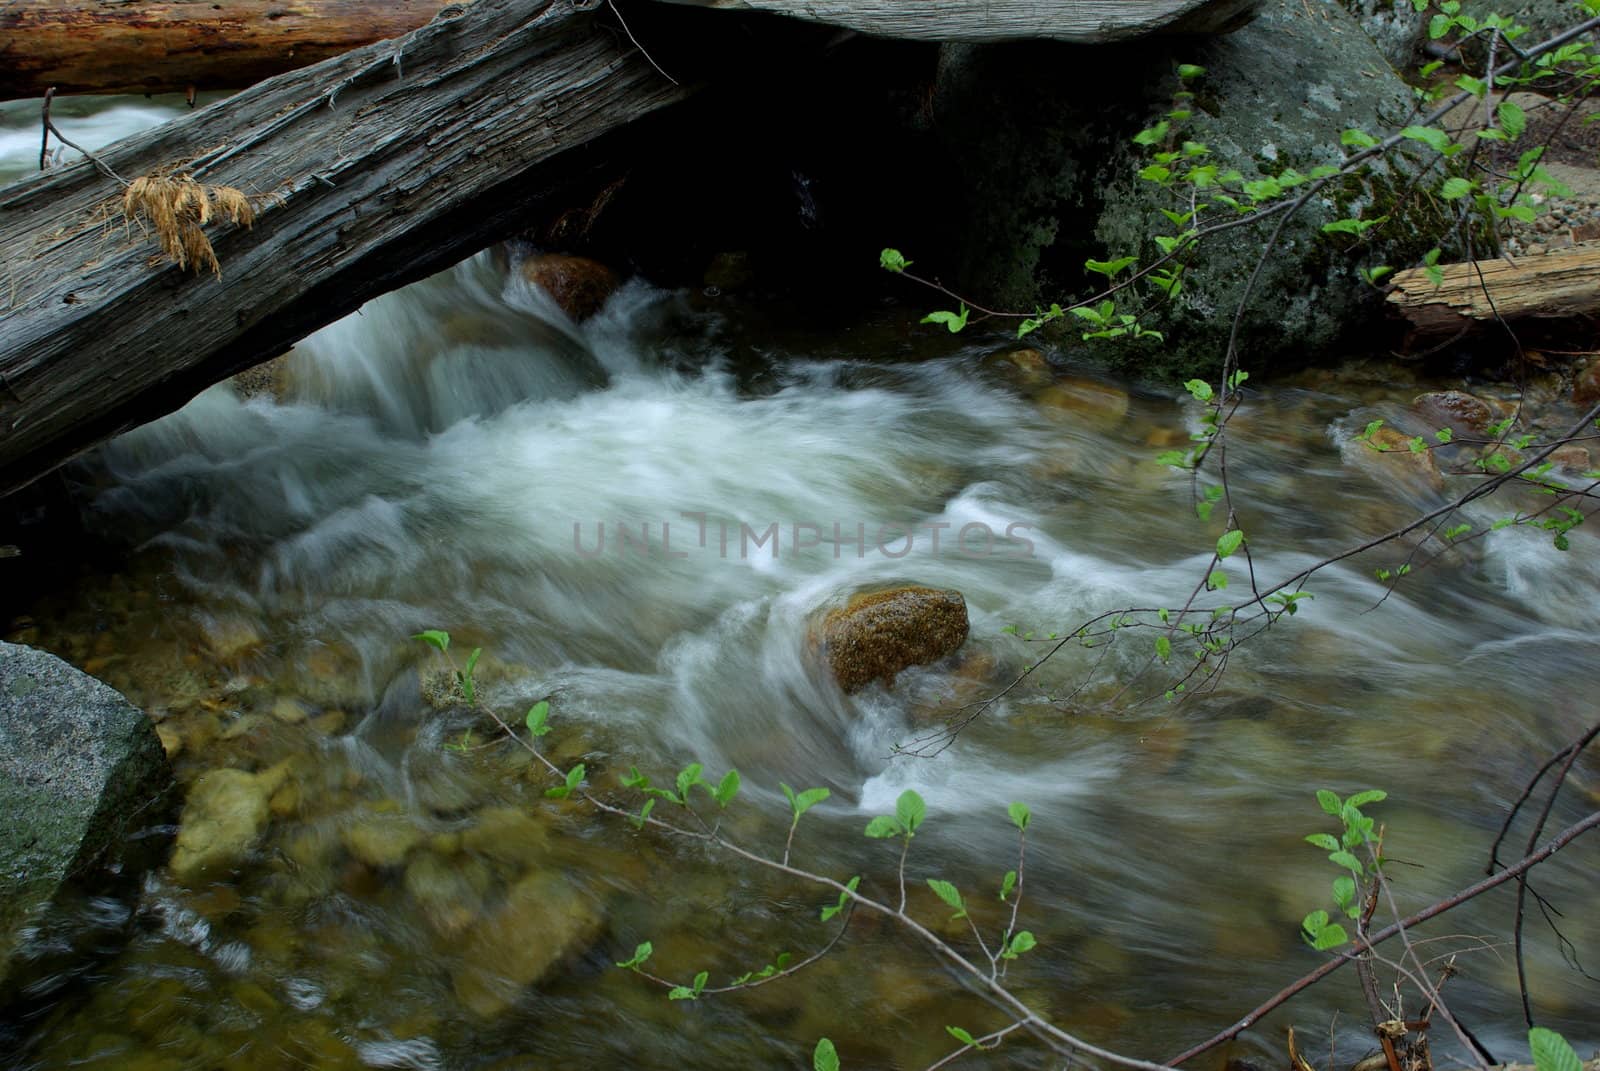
[0,642,175,992]
[1338,0,1431,69]
[1456,0,1596,50]
[929,0,1446,381]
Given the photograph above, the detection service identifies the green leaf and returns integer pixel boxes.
[1434,427,1453,444]
[1322,216,1384,236]
[712,769,741,807]
[667,985,696,1000]
[1400,125,1454,154]
[412,629,450,653]
[864,815,904,839]
[1530,1027,1582,1071]
[1440,176,1474,200]
[1303,910,1350,950]
[999,869,1017,901]
[926,879,967,918]
[820,876,860,922]
[1498,100,1527,140]
[879,248,910,273]
[1156,634,1173,662]
[780,778,832,819]
[633,798,655,829]
[1244,177,1282,202]
[525,699,551,737]
[1132,120,1171,146]
[1177,63,1206,79]
[458,647,481,704]
[1317,790,1342,815]
[896,790,927,835]
[1184,378,1214,402]
[1328,850,1363,872]
[675,763,704,801]
[921,305,970,333]
[1008,801,1031,832]
[1085,255,1138,278]
[1346,789,1387,808]
[1305,833,1340,850]
[814,1038,840,1071]
[1002,931,1037,959]
[1216,529,1245,559]
[1207,569,1229,591]
[1341,128,1379,149]
[947,1026,980,1048]
[616,941,653,969]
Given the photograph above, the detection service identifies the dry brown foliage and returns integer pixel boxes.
[121,175,256,276]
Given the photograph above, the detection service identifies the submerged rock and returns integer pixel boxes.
[168,764,287,879]
[451,872,604,1018]
[0,642,176,991]
[519,254,620,321]
[1353,425,1445,492]
[1036,376,1131,426]
[980,347,1054,391]
[818,587,970,693]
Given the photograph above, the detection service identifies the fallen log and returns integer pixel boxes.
[1386,243,1600,337]
[651,0,1264,42]
[1,0,1266,102]
[0,0,690,497]
[0,0,469,100]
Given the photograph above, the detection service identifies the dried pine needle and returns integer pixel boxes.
[120,174,257,277]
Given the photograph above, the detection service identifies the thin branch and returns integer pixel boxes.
[1167,807,1600,1066]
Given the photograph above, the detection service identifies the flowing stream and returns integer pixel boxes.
[2,99,1597,1071]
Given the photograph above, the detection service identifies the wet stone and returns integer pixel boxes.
[817,587,970,694]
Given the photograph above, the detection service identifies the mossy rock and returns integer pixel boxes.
[929,0,1447,381]
[0,642,176,994]
[818,586,970,693]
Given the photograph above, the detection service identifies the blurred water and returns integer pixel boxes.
[2,95,1597,1071]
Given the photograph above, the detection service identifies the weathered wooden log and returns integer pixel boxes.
[1386,244,1600,336]
[0,0,691,497]
[0,0,471,101]
[650,0,1264,42]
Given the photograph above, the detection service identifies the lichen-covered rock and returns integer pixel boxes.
[1337,0,1430,69]
[0,642,175,990]
[931,0,1441,380]
[819,587,970,693]
[1456,0,1586,55]
[519,254,620,321]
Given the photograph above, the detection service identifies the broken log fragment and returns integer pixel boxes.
[0,0,471,100]
[650,0,1264,42]
[0,0,691,497]
[1386,244,1600,338]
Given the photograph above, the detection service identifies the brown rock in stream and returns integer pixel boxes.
[519,254,619,321]
[819,587,970,693]
[1411,389,1492,435]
